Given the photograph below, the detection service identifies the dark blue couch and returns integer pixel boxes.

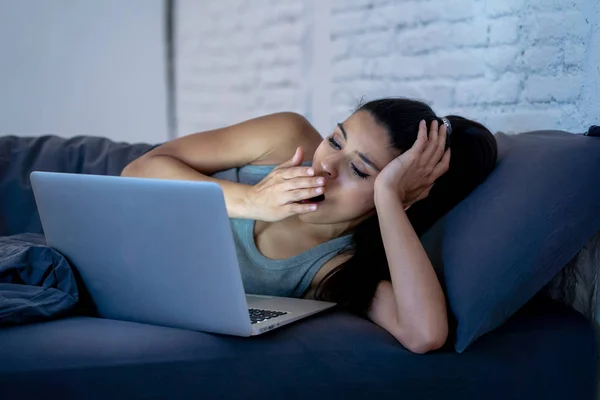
[0,134,597,399]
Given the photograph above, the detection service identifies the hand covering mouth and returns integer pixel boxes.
[298,194,325,204]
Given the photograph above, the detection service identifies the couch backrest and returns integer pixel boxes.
[0,135,154,236]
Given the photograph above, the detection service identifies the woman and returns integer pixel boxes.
[122,98,498,354]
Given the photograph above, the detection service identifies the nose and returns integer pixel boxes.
[320,156,339,180]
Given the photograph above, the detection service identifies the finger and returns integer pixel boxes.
[285,187,324,203]
[287,203,319,215]
[425,123,447,172]
[430,148,451,180]
[411,120,428,154]
[276,146,305,169]
[416,185,433,202]
[432,123,447,164]
[279,166,316,179]
[421,120,439,165]
[281,176,325,191]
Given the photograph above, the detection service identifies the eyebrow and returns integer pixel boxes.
[337,122,381,172]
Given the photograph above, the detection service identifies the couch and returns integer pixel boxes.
[0,132,598,399]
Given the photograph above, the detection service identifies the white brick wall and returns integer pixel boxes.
[176,0,600,136]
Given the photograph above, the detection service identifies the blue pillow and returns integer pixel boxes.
[421,129,600,352]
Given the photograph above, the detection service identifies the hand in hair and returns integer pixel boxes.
[374,120,450,209]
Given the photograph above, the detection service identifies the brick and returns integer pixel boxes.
[524,75,583,102]
[484,46,521,73]
[332,0,390,13]
[526,11,590,42]
[332,58,366,82]
[259,22,305,46]
[455,73,521,105]
[351,31,395,57]
[485,0,526,17]
[423,50,487,79]
[481,108,564,134]
[331,80,392,107]
[489,17,520,45]
[257,87,303,108]
[244,45,302,67]
[385,81,454,108]
[259,66,300,87]
[331,0,475,37]
[332,36,353,60]
[396,20,487,55]
[564,42,586,65]
[526,0,577,12]
[519,45,561,73]
[449,19,489,47]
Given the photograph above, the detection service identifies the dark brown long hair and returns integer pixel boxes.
[313,98,498,315]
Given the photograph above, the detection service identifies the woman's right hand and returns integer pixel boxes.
[245,147,325,222]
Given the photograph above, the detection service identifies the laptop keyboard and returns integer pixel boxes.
[249,308,288,324]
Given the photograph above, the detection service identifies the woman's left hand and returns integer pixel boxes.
[374,119,451,208]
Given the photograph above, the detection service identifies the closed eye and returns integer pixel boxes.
[351,164,369,179]
[327,136,370,179]
[327,136,341,150]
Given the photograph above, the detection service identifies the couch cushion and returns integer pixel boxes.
[421,129,600,352]
[0,135,154,236]
[0,298,595,400]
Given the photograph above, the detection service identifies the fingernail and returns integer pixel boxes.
[310,205,317,211]
[316,187,323,193]
[307,168,314,175]
[316,178,324,184]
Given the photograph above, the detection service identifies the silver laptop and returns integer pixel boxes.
[30,171,336,336]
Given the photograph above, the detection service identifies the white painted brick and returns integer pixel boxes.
[259,66,299,87]
[485,0,526,17]
[176,0,598,137]
[422,50,487,79]
[244,45,302,67]
[484,46,521,73]
[526,0,577,12]
[408,83,455,108]
[257,87,303,108]
[564,42,587,65]
[351,31,395,57]
[519,45,561,72]
[259,22,305,46]
[332,58,365,82]
[332,0,476,38]
[481,108,565,133]
[524,75,583,102]
[455,73,521,105]
[526,11,590,42]
[331,80,392,107]
[449,20,489,47]
[489,17,520,45]
[397,20,487,55]
[332,37,353,60]
[332,0,390,13]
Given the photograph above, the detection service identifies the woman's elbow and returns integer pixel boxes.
[121,155,154,177]
[395,325,448,354]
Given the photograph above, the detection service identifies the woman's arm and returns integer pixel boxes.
[121,112,322,219]
[367,190,448,354]
[367,120,451,354]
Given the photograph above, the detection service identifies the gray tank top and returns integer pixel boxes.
[212,164,354,298]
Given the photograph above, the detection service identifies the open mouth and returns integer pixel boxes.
[298,194,325,204]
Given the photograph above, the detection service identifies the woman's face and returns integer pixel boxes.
[299,110,399,225]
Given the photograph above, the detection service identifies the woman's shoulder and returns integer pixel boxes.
[249,112,323,166]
